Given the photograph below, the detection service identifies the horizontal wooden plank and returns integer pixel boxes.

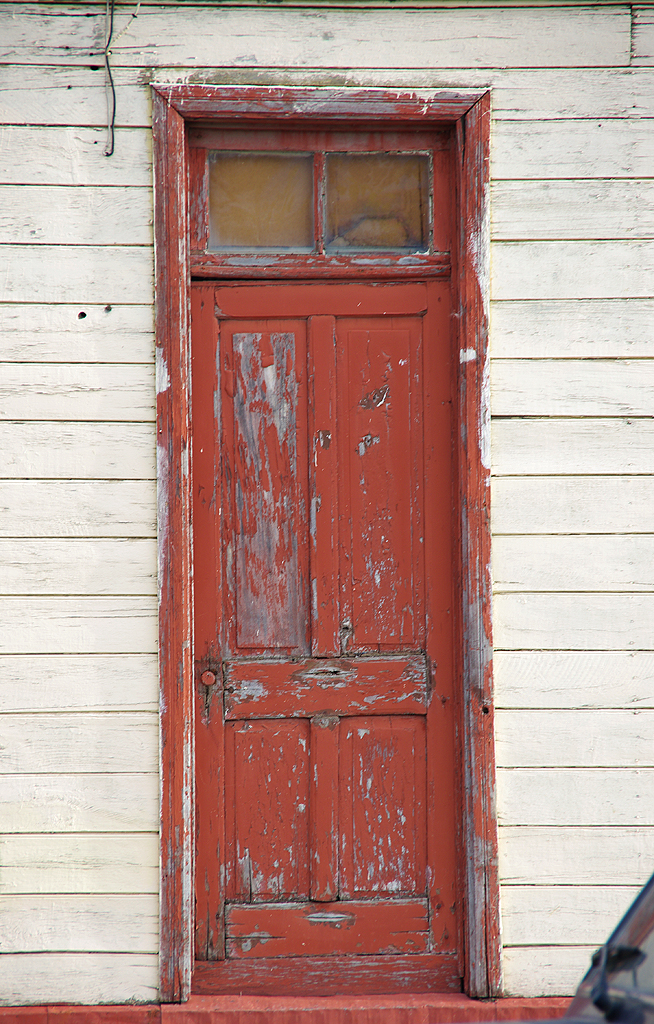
[0,773,159,832]
[0,245,153,304]
[0,713,158,774]
[0,364,155,422]
[498,826,654,885]
[0,126,153,187]
[1,6,631,68]
[226,900,428,957]
[494,651,654,710]
[0,186,153,246]
[492,241,654,300]
[492,476,654,535]
[0,654,158,713]
[492,419,654,476]
[0,303,154,363]
[4,67,654,126]
[225,657,427,718]
[492,359,654,417]
[497,768,654,825]
[0,953,158,1005]
[495,709,654,767]
[493,535,654,593]
[501,885,639,947]
[0,423,156,479]
[633,6,654,65]
[494,593,654,651]
[492,180,654,241]
[502,945,595,998]
[192,954,460,996]
[0,894,158,954]
[490,300,654,358]
[0,833,159,894]
[493,119,654,180]
[0,481,157,538]
[0,597,157,654]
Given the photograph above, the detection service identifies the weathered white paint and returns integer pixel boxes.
[0,303,154,363]
[0,481,157,537]
[0,833,159,894]
[0,654,158,712]
[0,364,156,421]
[494,651,654,709]
[493,535,654,593]
[0,773,159,832]
[499,826,654,885]
[0,597,158,654]
[501,885,641,946]
[497,769,654,825]
[0,713,158,774]
[2,0,654,1004]
[492,419,654,476]
[0,185,153,246]
[495,710,654,767]
[0,954,158,1006]
[494,594,654,651]
[0,423,156,479]
[0,894,159,953]
[1,6,632,69]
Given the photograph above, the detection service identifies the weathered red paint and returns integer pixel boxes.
[152,89,194,1004]
[192,281,456,989]
[153,84,496,1001]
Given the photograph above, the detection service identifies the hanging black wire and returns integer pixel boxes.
[104,0,116,157]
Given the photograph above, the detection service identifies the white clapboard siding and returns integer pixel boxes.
[493,535,654,593]
[0,423,156,479]
[493,119,654,180]
[501,885,640,947]
[492,180,654,241]
[0,773,159,832]
[0,597,157,654]
[0,481,157,538]
[0,833,159,895]
[498,826,654,885]
[0,127,153,187]
[0,953,158,1006]
[495,710,654,768]
[494,651,654,710]
[0,303,154,363]
[0,539,156,596]
[497,769,654,826]
[0,894,158,954]
[0,365,155,422]
[1,6,631,69]
[503,946,596,999]
[494,594,654,651]
[0,654,158,713]
[5,67,654,126]
[0,713,158,774]
[492,476,654,535]
[492,241,654,300]
[490,301,654,359]
[492,419,654,476]
[0,245,153,304]
[0,186,153,246]
[633,6,654,64]
[492,359,654,417]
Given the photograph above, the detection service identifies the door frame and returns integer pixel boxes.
[152,83,497,1003]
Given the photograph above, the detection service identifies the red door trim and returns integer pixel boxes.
[152,84,498,1002]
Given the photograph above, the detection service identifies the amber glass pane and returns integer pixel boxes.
[209,153,314,250]
[325,153,429,251]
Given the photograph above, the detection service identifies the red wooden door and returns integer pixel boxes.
[192,281,459,995]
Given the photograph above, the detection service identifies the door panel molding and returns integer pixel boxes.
[152,84,497,1002]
